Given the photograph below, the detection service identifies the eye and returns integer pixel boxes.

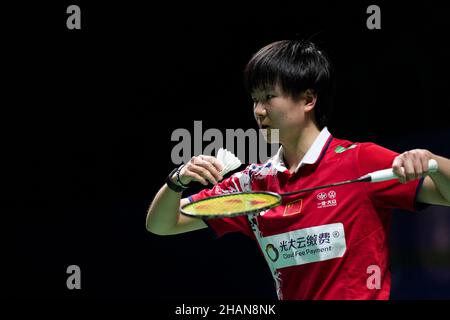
[266,94,275,100]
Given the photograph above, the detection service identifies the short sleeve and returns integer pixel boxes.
[188,166,255,239]
[357,143,425,211]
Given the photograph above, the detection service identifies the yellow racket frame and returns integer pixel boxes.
[181,192,282,219]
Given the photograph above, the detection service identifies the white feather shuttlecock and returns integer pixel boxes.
[216,148,242,177]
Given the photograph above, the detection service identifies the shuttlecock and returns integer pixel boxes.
[216,148,242,176]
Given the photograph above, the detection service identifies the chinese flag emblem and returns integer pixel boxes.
[283,199,303,216]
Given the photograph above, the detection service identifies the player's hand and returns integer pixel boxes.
[177,155,223,186]
[392,149,435,183]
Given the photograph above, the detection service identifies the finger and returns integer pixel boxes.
[197,157,223,181]
[411,155,424,179]
[420,156,429,176]
[392,158,406,182]
[184,161,213,185]
[184,171,208,186]
[402,157,417,182]
[189,163,218,185]
[200,155,224,173]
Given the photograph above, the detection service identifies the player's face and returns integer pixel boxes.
[252,86,309,144]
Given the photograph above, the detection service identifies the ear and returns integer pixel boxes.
[303,89,317,112]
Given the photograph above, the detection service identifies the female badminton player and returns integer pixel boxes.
[146,40,450,300]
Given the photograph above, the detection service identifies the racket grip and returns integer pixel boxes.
[369,159,438,183]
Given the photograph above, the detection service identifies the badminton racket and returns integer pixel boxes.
[181,159,438,219]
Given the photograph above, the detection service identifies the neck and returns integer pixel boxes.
[282,124,321,172]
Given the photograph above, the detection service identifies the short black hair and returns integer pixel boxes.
[244,40,334,128]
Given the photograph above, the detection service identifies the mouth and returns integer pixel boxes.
[261,125,270,129]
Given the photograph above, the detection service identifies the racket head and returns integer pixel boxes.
[180,191,281,219]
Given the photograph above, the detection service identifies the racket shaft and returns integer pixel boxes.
[283,159,438,196]
[280,178,367,196]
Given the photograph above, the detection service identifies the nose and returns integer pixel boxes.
[253,102,267,121]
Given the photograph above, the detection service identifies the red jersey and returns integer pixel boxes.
[189,128,425,300]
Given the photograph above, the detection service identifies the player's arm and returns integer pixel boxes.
[392,149,450,206]
[145,155,223,235]
[146,189,207,235]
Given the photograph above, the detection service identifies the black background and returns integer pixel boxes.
[10,0,450,305]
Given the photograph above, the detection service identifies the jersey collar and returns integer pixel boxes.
[272,127,332,173]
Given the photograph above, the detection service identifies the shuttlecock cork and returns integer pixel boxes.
[216,148,242,177]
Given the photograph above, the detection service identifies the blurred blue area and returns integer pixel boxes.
[391,205,450,299]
